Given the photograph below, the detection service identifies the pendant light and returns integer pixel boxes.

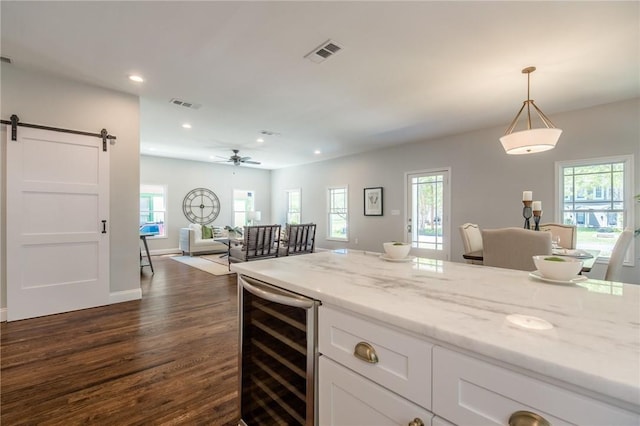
[499,66,562,155]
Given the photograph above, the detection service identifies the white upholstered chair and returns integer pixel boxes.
[604,229,634,282]
[539,223,577,249]
[459,223,483,264]
[482,228,552,272]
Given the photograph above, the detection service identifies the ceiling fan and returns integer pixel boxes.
[216,149,261,166]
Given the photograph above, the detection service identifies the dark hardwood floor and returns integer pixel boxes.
[1,255,240,425]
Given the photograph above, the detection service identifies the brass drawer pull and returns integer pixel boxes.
[353,341,379,363]
[408,418,424,426]
[509,410,550,426]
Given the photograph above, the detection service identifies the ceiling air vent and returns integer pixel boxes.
[169,98,202,110]
[304,39,343,64]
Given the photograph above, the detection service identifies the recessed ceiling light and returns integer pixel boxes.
[182,123,192,129]
[314,150,321,155]
[148,147,157,151]
[256,138,264,143]
[129,75,144,83]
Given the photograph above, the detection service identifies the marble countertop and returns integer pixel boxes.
[231,250,640,409]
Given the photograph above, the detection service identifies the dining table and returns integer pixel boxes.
[463,248,600,273]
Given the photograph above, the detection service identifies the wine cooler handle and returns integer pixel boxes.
[354,341,379,364]
[240,275,315,309]
[508,410,550,426]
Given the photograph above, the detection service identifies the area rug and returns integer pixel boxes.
[170,255,234,275]
[200,254,230,267]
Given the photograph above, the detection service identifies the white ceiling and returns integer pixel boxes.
[1,1,638,169]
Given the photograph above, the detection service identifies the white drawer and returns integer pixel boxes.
[433,347,640,426]
[319,356,434,426]
[319,305,432,409]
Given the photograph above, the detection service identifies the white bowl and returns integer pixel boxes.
[532,255,583,281]
[383,242,411,259]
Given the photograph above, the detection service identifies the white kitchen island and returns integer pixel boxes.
[232,250,640,425]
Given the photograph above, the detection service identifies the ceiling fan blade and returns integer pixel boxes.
[240,156,252,161]
[243,160,261,165]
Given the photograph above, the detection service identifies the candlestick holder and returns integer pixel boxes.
[522,200,532,229]
[533,210,542,231]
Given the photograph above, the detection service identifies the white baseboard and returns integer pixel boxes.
[0,292,142,322]
[109,288,142,304]
[150,248,182,256]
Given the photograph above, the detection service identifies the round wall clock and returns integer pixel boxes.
[182,188,221,224]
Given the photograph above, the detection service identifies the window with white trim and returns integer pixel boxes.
[233,190,255,227]
[140,184,167,238]
[286,189,301,224]
[327,186,348,241]
[556,155,634,264]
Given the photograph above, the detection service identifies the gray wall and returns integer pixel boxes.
[140,155,272,253]
[1,64,141,312]
[272,98,640,284]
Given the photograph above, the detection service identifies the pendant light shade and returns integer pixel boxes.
[500,66,562,155]
[500,128,562,155]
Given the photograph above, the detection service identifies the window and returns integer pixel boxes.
[327,186,348,241]
[233,190,255,227]
[286,189,301,224]
[556,155,634,263]
[140,184,166,237]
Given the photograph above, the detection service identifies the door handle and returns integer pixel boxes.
[101,220,107,234]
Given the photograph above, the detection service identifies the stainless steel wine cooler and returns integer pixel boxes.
[238,275,319,426]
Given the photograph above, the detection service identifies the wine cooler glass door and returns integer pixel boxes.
[239,275,318,426]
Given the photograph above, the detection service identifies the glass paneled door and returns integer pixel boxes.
[406,169,450,260]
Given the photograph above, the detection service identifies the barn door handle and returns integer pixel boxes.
[101,220,107,234]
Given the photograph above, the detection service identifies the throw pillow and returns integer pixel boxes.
[202,225,213,239]
[212,226,224,237]
[189,223,203,240]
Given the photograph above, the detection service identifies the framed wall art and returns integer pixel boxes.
[364,187,383,216]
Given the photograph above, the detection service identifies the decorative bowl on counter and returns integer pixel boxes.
[383,242,411,259]
[532,255,583,281]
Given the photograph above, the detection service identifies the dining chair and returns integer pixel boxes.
[459,223,483,264]
[228,224,281,270]
[280,223,316,256]
[604,228,634,282]
[539,223,577,249]
[482,228,552,271]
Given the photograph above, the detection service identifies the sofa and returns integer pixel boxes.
[179,223,228,256]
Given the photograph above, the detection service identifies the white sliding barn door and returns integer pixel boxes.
[6,126,109,321]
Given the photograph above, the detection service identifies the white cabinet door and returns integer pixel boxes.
[319,305,432,408]
[319,356,433,426]
[432,347,639,426]
[431,416,455,426]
